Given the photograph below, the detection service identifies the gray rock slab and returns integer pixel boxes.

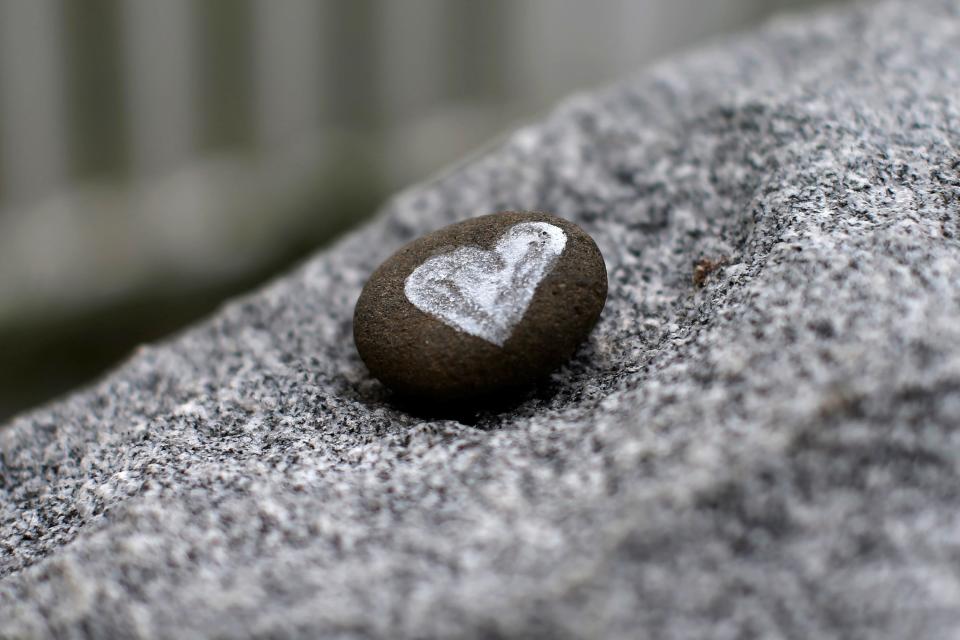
[3,0,960,637]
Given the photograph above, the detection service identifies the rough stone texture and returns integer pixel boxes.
[2,0,960,637]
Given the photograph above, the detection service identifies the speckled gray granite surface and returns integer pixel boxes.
[3,1,960,638]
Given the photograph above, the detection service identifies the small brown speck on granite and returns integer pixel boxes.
[693,256,728,288]
[353,211,607,403]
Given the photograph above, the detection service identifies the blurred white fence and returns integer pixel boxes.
[0,0,839,327]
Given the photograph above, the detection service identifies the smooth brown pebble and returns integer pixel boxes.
[353,211,607,404]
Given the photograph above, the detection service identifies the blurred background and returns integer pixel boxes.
[0,0,847,422]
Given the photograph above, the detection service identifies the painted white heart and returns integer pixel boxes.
[404,222,567,346]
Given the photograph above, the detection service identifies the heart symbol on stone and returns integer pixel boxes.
[404,222,567,346]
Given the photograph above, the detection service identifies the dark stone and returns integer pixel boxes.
[353,212,607,402]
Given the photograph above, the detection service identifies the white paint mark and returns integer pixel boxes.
[404,222,567,346]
